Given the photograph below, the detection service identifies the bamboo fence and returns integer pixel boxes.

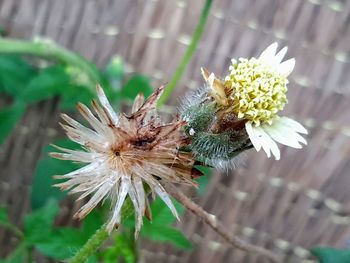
[1,0,350,262]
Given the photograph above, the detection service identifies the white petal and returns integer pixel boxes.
[246,122,280,159]
[245,122,262,152]
[283,129,307,145]
[62,162,102,177]
[278,58,295,76]
[259,42,278,62]
[109,177,120,207]
[50,145,100,162]
[278,116,308,134]
[128,183,142,237]
[263,121,303,149]
[96,84,119,124]
[77,103,108,136]
[61,114,98,137]
[76,181,112,218]
[154,184,179,220]
[274,46,288,64]
[257,128,281,160]
[107,175,130,232]
[254,126,281,159]
[133,176,145,237]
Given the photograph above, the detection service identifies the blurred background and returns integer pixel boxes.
[1,0,350,262]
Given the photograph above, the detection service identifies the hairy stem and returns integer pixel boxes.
[69,198,134,263]
[163,183,282,263]
[157,0,213,106]
[69,224,109,263]
[0,38,100,86]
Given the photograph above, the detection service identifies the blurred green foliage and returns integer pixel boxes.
[311,246,350,263]
[31,139,80,209]
[1,199,103,262]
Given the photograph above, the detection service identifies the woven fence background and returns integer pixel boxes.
[1,0,350,262]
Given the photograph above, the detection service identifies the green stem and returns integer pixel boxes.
[69,224,109,263]
[157,0,213,107]
[69,198,134,263]
[0,38,101,85]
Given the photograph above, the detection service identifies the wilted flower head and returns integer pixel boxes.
[51,85,199,236]
[181,43,307,167]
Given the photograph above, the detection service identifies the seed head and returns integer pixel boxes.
[51,85,200,236]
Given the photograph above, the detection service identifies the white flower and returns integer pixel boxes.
[233,43,307,160]
[51,85,199,236]
[202,43,307,160]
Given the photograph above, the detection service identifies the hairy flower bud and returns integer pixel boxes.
[180,86,252,169]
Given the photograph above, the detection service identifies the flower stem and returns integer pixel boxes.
[0,38,101,86]
[69,224,109,263]
[69,198,134,263]
[157,0,213,107]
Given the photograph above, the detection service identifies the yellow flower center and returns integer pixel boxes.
[225,58,288,126]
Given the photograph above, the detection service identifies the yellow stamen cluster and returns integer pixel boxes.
[225,58,288,126]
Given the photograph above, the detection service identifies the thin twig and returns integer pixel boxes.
[163,183,282,263]
[157,0,213,107]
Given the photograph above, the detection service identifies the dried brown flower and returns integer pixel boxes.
[51,85,199,235]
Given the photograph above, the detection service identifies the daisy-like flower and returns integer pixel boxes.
[202,43,307,160]
[51,85,199,236]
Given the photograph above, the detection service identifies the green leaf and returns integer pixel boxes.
[80,208,105,240]
[150,198,184,225]
[35,208,104,260]
[35,228,83,260]
[24,199,59,244]
[311,247,350,263]
[0,55,36,98]
[0,102,26,145]
[141,224,192,249]
[121,75,153,100]
[19,66,69,104]
[31,139,80,209]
